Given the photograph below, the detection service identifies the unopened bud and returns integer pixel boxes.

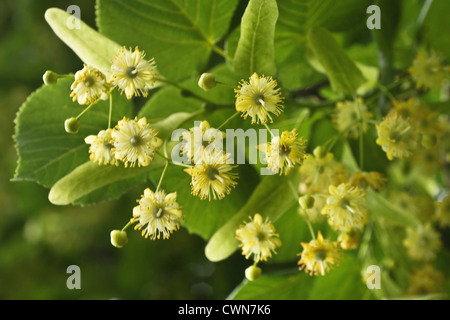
[110,230,128,248]
[421,133,437,148]
[43,70,59,85]
[198,73,216,91]
[64,117,80,134]
[313,146,328,159]
[299,195,315,209]
[245,265,262,281]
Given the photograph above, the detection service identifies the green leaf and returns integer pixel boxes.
[13,78,133,188]
[48,159,164,206]
[96,0,239,81]
[274,0,340,89]
[366,190,421,228]
[229,253,364,300]
[229,272,312,300]
[45,8,121,77]
[308,27,365,96]
[205,175,297,262]
[232,0,278,77]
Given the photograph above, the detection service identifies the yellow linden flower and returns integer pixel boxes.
[70,64,109,105]
[393,98,440,136]
[84,128,118,166]
[299,147,350,194]
[184,149,238,200]
[112,117,163,168]
[297,231,342,276]
[321,183,368,233]
[109,46,159,99]
[407,264,445,296]
[349,171,387,191]
[332,98,373,139]
[235,213,281,262]
[376,111,418,160]
[235,72,284,124]
[181,120,225,162]
[409,50,450,91]
[132,189,183,240]
[258,129,307,175]
[435,195,450,228]
[403,223,441,262]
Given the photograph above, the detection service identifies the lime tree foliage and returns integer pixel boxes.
[13,0,450,299]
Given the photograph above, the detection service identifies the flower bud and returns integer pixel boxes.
[245,265,262,281]
[110,230,128,248]
[64,117,80,134]
[313,146,328,159]
[299,195,315,209]
[421,133,437,149]
[43,70,59,85]
[198,73,216,91]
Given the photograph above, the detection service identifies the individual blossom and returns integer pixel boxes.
[180,120,225,162]
[235,213,281,262]
[258,129,307,175]
[184,149,238,200]
[321,183,369,233]
[235,72,284,124]
[84,128,118,166]
[434,195,450,228]
[112,117,162,167]
[132,189,183,240]
[407,265,445,296]
[332,98,373,139]
[403,223,441,262]
[109,46,159,99]
[408,50,450,91]
[349,171,387,192]
[70,64,109,105]
[299,146,349,194]
[376,111,418,161]
[297,231,342,276]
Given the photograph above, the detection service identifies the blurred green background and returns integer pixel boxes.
[0,0,247,300]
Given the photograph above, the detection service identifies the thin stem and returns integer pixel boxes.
[216,80,235,88]
[264,123,275,138]
[154,76,212,104]
[217,111,241,130]
[156,151,193,168]
[354,97,364,170]
[377,82,397,102]
[108,90,113,129]
[288,180,316,241]
[209,43,232,61]
[121,220,133,231]
[76,99,100,120]
[156,160,169,193]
